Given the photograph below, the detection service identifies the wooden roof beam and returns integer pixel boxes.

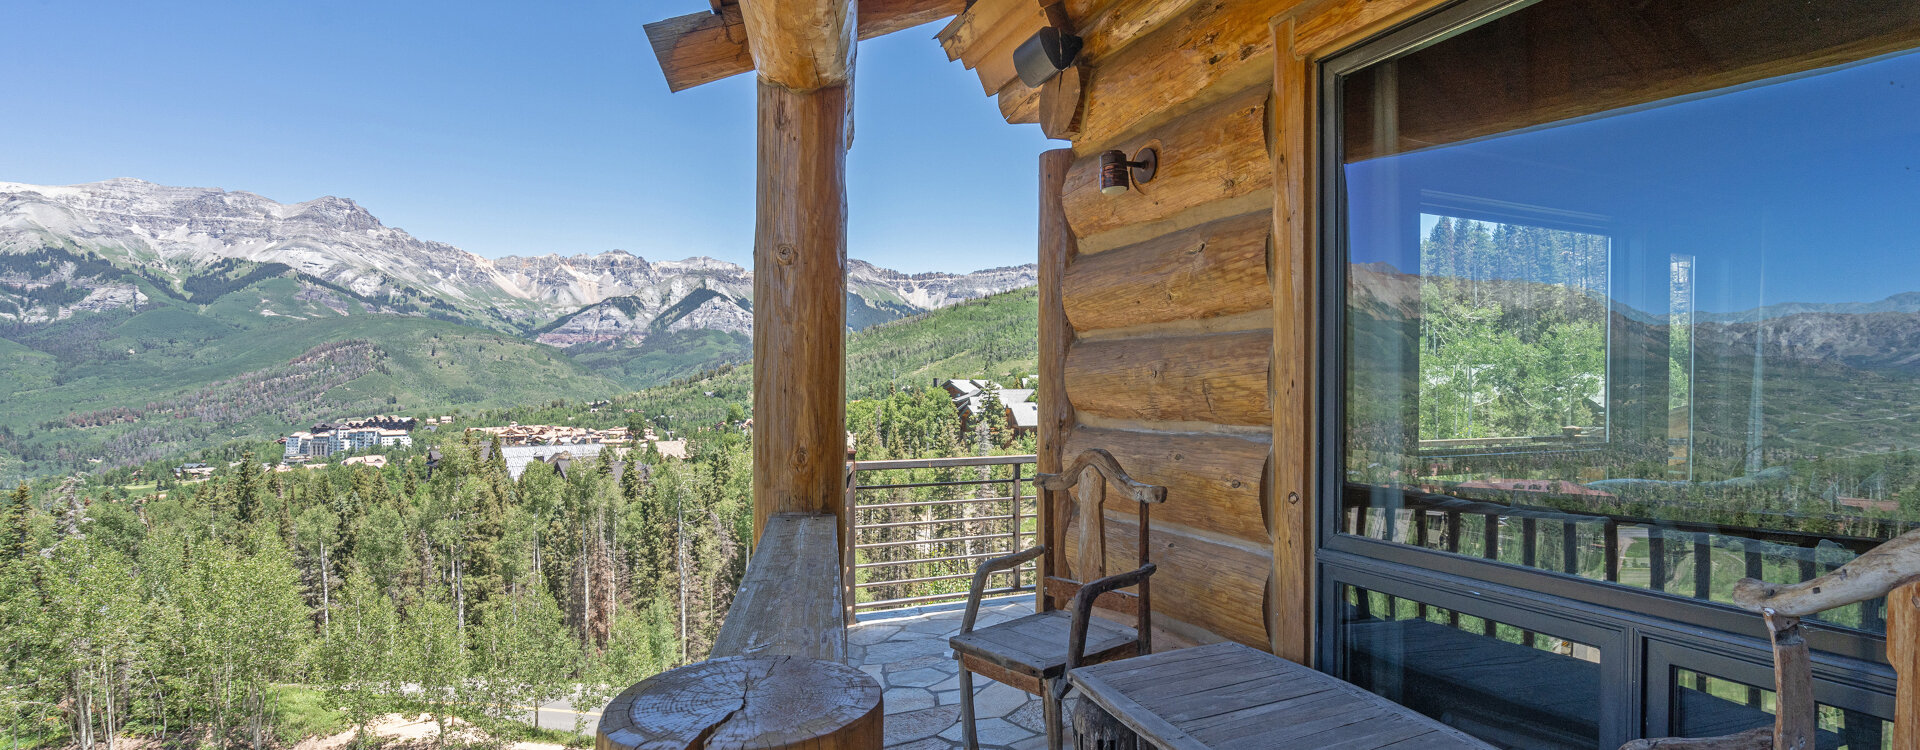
[646,0,963,92]
[740,0,854,91]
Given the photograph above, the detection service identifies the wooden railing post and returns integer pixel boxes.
[1892,582,1919,749]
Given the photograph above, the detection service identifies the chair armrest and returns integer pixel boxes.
[1731,526,1920,617]
[1618,727,1772,750]
[962,545,1047,633]
[1063,562,1157,692]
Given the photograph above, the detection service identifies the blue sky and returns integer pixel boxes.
[1347,47,1920,315]
[0,0,1055,273]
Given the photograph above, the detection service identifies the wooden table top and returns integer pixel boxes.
[1066,641,1495,750]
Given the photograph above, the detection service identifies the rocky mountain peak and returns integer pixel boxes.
[0,178,1037,338]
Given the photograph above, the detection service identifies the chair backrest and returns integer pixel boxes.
[1623,527,1920,749]
[1034,449,1166,632]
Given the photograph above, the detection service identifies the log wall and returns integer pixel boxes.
[970,0,1920,740]
[1028,0,1281,654]
[1007,0,1444,662]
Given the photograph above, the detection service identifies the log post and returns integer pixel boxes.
[1038,148,1078,612]
[1267,15,1315,664]
[751,79,850,545]
[1892,582,1919,749]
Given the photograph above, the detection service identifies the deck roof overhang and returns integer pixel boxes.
[644,0,966,91]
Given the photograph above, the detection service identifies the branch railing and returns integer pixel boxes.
[843,454,1038,622]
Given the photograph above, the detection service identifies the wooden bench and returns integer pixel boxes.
[1066,642,1495,750]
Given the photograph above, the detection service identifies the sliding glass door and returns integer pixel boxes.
[1316,0,1920,745]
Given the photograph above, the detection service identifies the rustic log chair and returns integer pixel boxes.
[948,448,1166,750]
[1622,527,1920,750]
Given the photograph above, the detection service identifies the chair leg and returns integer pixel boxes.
[958,659,979,750]
[1043,678,1064,750]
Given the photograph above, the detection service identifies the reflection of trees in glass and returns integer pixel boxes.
[1418,216,1608,441]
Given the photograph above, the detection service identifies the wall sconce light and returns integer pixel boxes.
[1099,147,1157,196]
[1013,27,1083,88]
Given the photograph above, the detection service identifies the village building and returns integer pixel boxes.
[283,415,415,461]
[489,443,613,480]
[939,378,1037,434]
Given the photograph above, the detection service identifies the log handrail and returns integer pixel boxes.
[1623,526,1920,749]
[710,513,847,661]
[1731,527,1920,617]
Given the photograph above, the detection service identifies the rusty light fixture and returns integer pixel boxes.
[1099,147,1158,196]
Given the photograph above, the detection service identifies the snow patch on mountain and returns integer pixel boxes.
[0,179,1038,340]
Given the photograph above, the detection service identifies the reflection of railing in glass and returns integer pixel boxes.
[1338,584,1601,750]
[1342,486,1898,634]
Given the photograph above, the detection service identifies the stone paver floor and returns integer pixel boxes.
[848,596,1079,750]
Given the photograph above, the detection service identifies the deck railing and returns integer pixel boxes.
[843,454,1038,621]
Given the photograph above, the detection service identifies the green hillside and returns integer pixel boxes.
[0,272,620,481]
[0,273,1037,482]
[615,286,1039,430]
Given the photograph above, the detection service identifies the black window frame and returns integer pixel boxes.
[1311,0,1902,742]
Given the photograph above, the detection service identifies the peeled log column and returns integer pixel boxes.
[597,655,882,750]
[1039,149,1078,610]
[753,81,849,543]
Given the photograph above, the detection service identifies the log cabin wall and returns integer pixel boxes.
[950,0,1452,664]
[1033,0,1283,658]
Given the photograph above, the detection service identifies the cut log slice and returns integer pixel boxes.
[598,655,883,750]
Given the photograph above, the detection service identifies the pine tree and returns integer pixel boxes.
[463,478,506,630]
[234,450,263,525]
[2,484,29,562]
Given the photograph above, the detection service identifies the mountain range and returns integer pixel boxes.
[0,178,1035,334]
[0,178,1036,481]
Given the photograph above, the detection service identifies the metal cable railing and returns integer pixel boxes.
[842,454,1038,620]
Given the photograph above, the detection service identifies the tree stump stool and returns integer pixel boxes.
[597,655,882,750]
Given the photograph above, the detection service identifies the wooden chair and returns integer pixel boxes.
[949,448,1166,750]
[1622,528,1920,750]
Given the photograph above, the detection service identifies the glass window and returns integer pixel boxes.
[1334,0,1920,634]
[1672,668,1891,749]
[1338,585,1602,749]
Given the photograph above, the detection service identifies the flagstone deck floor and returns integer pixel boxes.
[849,596,1080,750]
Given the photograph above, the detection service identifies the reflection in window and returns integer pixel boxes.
[1417,213,1609,450]
[1335,0,1920,635]
[1339,585,1600,749]
[1673,668,1889,749]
